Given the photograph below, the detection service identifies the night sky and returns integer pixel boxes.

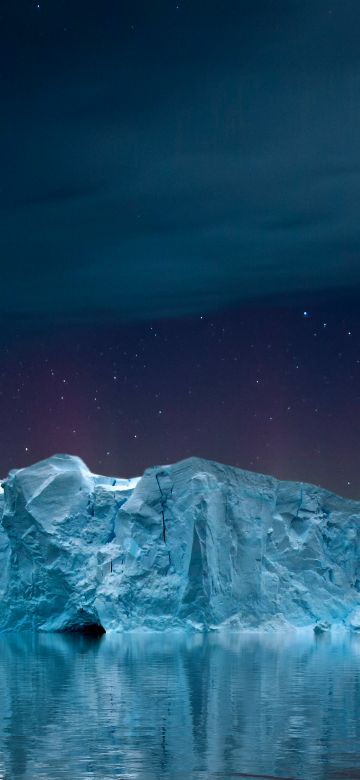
[1,1,360,497]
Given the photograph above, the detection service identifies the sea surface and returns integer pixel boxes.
[0,630,359,779]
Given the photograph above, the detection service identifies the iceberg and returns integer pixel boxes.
[0,454,359,633]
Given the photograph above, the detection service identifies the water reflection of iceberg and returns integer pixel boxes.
[0,632,359,779]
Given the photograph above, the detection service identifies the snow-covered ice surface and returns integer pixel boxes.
[0,453,359,633]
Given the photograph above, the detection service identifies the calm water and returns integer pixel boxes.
[0,631,359,780]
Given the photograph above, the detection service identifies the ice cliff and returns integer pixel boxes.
[0,454,359,633]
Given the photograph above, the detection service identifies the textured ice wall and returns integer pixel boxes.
[0,454,359,632]
[0,485,10,604]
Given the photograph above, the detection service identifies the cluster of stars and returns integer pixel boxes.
[0,303,358,499]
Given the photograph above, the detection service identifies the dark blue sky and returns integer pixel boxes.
[0,1,359,495]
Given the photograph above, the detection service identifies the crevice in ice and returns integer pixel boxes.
[155,474,167,543]
[155,473,171,566]
[179,520,209,624]
[87,494,95,517]
[105,501,121,544]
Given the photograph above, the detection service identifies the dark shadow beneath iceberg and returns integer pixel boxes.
[61,623,106,637]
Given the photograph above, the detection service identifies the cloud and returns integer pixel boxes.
[1,0,360,325]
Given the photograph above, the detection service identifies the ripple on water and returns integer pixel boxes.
[0,631,359,779]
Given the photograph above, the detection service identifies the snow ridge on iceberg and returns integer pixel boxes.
[0,454,359,633]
